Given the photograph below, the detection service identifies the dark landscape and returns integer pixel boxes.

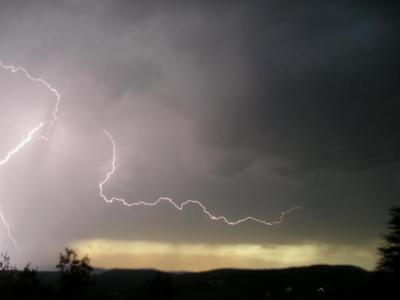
[1,1,400,299]
[0,263,398,300]
[37,265,381,299]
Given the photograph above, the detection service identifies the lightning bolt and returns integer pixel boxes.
[0,123,44,166]
[1,59,302,252]
[0,61,61,140]
[0,123,45,250]
[100,130,302,226]
[0,210,18,251]
[0,60,61,250]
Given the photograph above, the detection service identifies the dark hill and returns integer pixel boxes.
[63,265,374,299]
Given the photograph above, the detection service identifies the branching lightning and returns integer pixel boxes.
[0,61,61,139]
[0,59,302,252]
[100,130,302,226]
[0,210,18,251]
[0,61,61,250]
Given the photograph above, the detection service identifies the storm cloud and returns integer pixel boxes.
[0,0,399,270]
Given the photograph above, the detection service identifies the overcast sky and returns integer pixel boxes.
[0,0,399,270]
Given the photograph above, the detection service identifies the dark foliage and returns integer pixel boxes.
[0,252,42,298]
[56,247,94,299]
[377,206,400,274]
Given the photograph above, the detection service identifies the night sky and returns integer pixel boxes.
[0,0,399,271]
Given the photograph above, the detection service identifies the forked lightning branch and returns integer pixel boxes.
[0,61,301,251]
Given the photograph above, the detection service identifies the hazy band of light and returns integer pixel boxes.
[73,239,378,271]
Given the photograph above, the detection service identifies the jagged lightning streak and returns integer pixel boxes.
[0,60,61,250]
[0,124,44,251]
[0,59,301,251]
[0,210,18,251]
[0,123,44,166]
[0,61,61,139]
[100,130,302,226]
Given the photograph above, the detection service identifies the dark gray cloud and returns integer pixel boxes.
[95,0,400,175]
[185,0,400,175]
[0,0,399,269]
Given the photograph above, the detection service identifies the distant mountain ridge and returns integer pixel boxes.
[38,264,373,299]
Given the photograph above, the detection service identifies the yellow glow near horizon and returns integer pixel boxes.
[73,239,378,271]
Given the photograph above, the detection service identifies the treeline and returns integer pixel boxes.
[0,248,96,300]
[0,248,174,300]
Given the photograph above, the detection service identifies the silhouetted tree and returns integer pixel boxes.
[377,206,400,274]
[0,252,16,294]
[56,247,93,298]
[0,252,42,297]
[0,252,14,272]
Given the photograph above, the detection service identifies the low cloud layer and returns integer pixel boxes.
[74,239,378,271]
